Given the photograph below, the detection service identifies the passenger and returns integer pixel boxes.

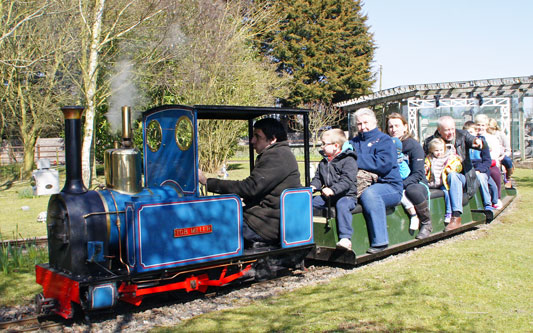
[474,114,502,208]
[391,137,417,228]
[463,121,498,210]
[487,118,514,189]
[423,116,482,231]
[350,108,403,254]
[387,113,433,239]
[392,137,411,180]
[198,117,301,248]
[310,129,358,251]
[424,138,463,225]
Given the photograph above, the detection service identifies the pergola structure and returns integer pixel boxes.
[336,75,533,160]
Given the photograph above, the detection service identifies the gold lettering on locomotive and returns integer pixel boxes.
[174,224,213,238]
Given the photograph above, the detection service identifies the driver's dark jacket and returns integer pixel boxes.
[423,129,480,198]
[206,141,300,242]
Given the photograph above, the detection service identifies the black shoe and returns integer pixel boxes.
[366,245,388,254]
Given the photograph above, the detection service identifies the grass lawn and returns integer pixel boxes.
[0,254,48,306]
[156,168,533,332]
[0,180,49,240]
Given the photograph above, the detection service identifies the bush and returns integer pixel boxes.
[0,164,21,182]
[17,187,34,199]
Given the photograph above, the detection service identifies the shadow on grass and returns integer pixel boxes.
[513,175,533,188]
[227,163,244,171]
[0,179,14,191]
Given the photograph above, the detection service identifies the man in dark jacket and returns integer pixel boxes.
[198,118,300,247]
[310,128,358,251]
[350,108,403,254]
[423,116,482,231]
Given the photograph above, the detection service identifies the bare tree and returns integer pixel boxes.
[65,0,166,187]
[0,1,77,178]
[0,1,52,46]
[142,0,287,173]
[291,101,346,149]
[0,0,52,144]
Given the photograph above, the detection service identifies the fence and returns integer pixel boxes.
[0,138,65,166]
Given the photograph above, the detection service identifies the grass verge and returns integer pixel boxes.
[157,169,533,332]
[0,242,48,306]
[0,180,49,240]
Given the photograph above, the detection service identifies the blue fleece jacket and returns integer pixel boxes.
[470,136,491,175]
[350,128,403,193]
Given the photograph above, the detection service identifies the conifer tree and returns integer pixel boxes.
[254,0,375,106]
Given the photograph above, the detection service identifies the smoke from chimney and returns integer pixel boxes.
[108,59,142,134]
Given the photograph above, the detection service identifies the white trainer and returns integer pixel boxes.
[336,238,352,251]
[409,215,420,230]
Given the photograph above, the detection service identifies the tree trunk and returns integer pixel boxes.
[21,137,36,179]
[81,0,105,188]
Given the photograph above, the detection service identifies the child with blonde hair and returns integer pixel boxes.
[425,138,463,223]
[311,128,358,250]
[475,114,502,208]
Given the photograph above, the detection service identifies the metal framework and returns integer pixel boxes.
[336,75,533,110]
[407,97,510,138]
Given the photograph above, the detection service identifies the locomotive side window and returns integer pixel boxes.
[175,116,193,151]
[146,120,162,152]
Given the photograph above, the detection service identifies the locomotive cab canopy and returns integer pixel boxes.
[142,104,313,189]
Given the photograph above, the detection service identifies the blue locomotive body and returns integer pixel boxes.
[124,194,243,272]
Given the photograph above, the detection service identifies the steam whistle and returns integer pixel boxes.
[121,106,133,148]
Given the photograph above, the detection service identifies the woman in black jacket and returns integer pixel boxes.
[386,113,432,239]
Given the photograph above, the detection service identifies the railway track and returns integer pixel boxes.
[0,314,64,332]
[0,266,313,332]
[0,237,47,248]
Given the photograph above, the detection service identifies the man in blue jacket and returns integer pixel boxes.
[350,108,403,254]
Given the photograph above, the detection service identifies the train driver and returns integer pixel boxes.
[198,117,301,248]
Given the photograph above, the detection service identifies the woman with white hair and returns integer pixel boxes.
[349,108,403,254]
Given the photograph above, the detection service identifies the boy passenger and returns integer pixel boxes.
[311,129,358,250]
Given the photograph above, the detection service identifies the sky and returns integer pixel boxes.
[362,0,533,91]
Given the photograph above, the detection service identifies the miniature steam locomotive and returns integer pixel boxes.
[35,105,314,318]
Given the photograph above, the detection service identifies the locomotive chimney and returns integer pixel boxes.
[121,106,132,148]
[61,106,87,194]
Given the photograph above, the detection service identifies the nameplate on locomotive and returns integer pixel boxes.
[174,224,213,238]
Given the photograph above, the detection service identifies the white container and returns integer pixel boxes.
[32,159,60,196]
